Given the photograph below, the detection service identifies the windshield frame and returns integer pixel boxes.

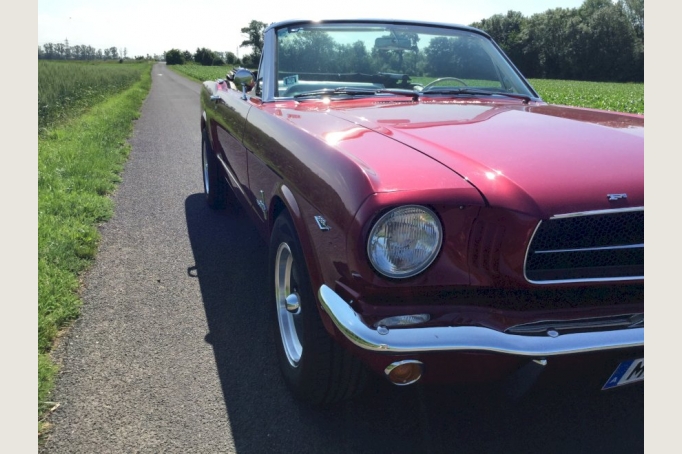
[259,19,541,103]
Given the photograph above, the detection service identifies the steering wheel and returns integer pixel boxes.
[422,77,468,90]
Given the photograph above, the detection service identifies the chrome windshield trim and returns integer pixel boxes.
[318,285,644,355]
[550,207,643,219]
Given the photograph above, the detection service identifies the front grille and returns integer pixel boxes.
[525,209,644,283]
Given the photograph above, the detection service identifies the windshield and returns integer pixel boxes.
[274,22,536,99]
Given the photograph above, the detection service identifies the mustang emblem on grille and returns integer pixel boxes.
[607,193,628,201]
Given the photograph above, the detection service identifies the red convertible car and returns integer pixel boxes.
[199,19,643,405]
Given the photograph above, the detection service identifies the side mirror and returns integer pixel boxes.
[233,68,255,99]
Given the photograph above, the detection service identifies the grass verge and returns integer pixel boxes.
[38,65,152,437]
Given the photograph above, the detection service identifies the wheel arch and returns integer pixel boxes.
[200,112,213,150]
[269,185,326,317]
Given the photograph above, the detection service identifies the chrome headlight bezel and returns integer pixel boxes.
[366,205,443,279]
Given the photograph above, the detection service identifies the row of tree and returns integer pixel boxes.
[37,40,149,61]
[471,0,644,82]
[164,48,240,66]
[164,20,267,68]
[168,1,643,82]
[274,31,499,82]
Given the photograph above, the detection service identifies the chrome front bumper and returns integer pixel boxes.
[318,285,644,356]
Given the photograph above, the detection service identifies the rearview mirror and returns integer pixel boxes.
[374,37,413,51]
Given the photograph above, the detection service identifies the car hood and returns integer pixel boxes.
[326,100,644,218]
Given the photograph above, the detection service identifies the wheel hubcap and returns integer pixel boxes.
[275,243,303,367]
[285,293,300,313]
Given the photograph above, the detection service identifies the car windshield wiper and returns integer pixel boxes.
[293,87,417,100]
[419,87,531,103]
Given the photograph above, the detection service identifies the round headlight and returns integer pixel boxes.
[367,205,443,279]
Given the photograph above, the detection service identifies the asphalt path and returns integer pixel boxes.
[40,63,643,454]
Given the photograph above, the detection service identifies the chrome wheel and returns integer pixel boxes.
[269,213,368,404]
[275,242,303,367]
[201,129,229,209]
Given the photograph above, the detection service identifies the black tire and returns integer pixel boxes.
[269,212,367,406]
[201,128,229,209]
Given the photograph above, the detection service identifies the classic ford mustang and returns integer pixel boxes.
[199,19,643,404]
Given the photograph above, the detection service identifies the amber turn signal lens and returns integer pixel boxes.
[385,360,424,385]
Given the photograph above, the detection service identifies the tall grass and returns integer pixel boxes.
[38,61,152,435]
[38,61,150,133]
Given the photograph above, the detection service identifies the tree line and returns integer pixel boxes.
[164,20,267,68]
[163,48,242,67]
[166,1,643,83]
[273,30,501,82]
[471,0,643,82]
[38,39,159,61]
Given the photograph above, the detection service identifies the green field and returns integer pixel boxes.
[166,63,234,84]
[38,60,151,133]
[169,64,643,115]
[38,60,153,436]
[528,79,644,115]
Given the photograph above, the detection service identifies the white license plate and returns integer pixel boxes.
[602,358,644,390]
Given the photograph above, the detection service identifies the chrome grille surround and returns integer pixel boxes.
[524,207,644,284]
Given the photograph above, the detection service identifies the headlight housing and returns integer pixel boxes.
[367,205,443,279]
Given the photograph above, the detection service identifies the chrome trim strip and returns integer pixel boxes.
[523,220,543,281]
[216,154,251,202]
[526,275,644,285]
[550,207,643,219]
[318,285,644,355]
[505,313,643,335]
[534,243,644,254]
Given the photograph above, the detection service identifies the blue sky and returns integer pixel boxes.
[38,0,588,58]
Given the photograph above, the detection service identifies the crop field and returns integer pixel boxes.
[169,64,643,115]
[38,60,151,132]
[168,64,234,83]
[528,79,644,115]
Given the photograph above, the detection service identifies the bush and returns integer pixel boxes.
[164,48,184,65]
[194,47,215,66]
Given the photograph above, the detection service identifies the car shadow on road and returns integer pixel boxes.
[185,193,643,454]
